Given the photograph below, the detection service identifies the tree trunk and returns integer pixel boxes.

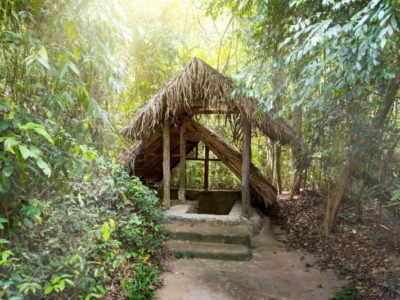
[242,115,251,218]
[322,153,360,235]
[290,105,303,199]
[273,142,282,194]
[322,65,400,235]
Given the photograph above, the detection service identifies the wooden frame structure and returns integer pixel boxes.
[161,116,251,215]
[123,117,278,214]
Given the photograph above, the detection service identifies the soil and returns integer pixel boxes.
[273,190,400,299]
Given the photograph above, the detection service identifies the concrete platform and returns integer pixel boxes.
[165,201,263,232]
[167,240,252,261]
[164,222,251,246]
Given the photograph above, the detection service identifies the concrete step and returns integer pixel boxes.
[165,202,243,225]
[167,240,251,261]
[164,222,251,246]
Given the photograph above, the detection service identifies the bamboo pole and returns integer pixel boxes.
[178,125,186,201]
[163,119,170,209]
[204,146,209,190]
[242,115,251,218]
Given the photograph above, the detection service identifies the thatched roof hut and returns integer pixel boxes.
[121,58,295,210]
[120,58,294,144]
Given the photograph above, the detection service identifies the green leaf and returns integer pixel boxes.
[2,166,13,178]
[69,62,80,76]
[4,136,20,153]
[19,122,54,145]
[85,293,102,300]
[0,238,9,244]
[84,150,98,161]
[38,46,50,69]
[44,285,53,294]
[102,223,110,241]
[36,158,52,177]
[32,127,55,145]
[73,47,81,60]
[64,279,75,287]
[0,120,10,132]
[77,86,89,111]
[390,16,398,30]
[52,276,61,284]
[23,218,33,229]
[18,145,35,160]
[391,189,400,202]
[65,21,78,39]
[59,280,65,291]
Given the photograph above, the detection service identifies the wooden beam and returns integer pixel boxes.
[149,153,180,158]
[187,158,220,162]
[204,146,209,190]
[242,115,251,218]
[185,132,201,142]
[178,126,186,201]
[163,119,170,209]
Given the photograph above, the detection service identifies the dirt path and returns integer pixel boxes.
[157,223,345,300]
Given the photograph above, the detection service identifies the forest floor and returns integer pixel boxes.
[274,191,400,299]
[158,218,345,300]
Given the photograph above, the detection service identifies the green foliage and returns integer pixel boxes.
[391,188,400,203]
[331,285,361,300]
[0,0,127,199]
[120,262,160,300]
[0,162,164,299]
[207,0,400,204]
[0,1,166,299]
[385,280,398,296]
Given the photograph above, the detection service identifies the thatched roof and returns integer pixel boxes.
[120,58,294,144]
[122,118,196,183]
[122,117,277,206]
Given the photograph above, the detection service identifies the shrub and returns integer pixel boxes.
[0,161,165,299]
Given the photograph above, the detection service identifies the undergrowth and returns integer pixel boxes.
[331,285,361,300]
[0,160,165,299]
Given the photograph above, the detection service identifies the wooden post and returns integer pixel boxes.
[204,146,209,190]
[178,126,186,201]
[242,115,251,218]
[162,119,170,209]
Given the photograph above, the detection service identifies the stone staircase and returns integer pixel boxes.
[164,221,252,261]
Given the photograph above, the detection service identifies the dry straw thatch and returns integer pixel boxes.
[120,58,294,144]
